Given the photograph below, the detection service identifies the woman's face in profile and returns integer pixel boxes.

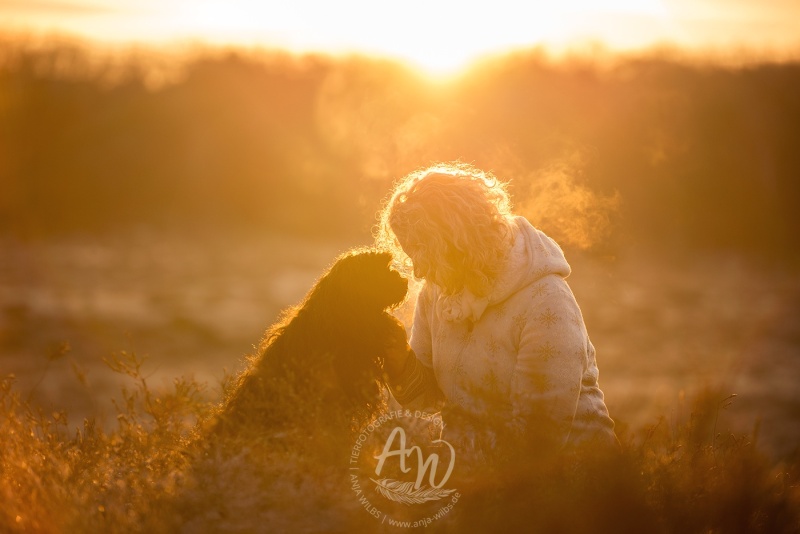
[397,237,465,293]
[397,230,439,285]
[396,233,437,283]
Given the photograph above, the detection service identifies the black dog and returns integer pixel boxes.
[206,247,408,441]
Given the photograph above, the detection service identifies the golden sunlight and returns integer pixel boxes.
[3,0,798,76]
[140,0,676,75]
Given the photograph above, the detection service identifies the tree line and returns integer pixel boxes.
[1,39,798,258]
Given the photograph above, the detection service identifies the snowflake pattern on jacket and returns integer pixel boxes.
[404,216,617,450]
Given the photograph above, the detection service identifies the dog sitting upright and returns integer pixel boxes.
[206,247,408,444]
[173,248,409,532]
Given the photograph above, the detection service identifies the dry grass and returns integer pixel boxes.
[1,235,799,532]
[1,350,799,533]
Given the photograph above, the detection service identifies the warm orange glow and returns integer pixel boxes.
[2,0,799,75]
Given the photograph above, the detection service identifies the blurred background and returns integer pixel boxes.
[0,1,798,458]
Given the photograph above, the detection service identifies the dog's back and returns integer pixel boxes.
[204,248,408,442]
[176,249,409,532]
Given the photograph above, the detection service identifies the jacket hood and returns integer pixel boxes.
[492,216,570,303]
[436,216,570,323]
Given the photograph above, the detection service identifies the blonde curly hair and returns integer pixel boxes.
[376,162,515,296]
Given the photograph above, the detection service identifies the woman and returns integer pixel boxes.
[378,162,617,455]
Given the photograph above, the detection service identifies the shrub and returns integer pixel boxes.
[1,354,798,533]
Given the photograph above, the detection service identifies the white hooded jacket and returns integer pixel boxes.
[408,216,617,449]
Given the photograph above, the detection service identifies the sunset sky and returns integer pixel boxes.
[1,0,799,73]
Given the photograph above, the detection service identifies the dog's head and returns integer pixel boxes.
[305,248,408,315]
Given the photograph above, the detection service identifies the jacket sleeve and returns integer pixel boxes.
[388,284,444,410]
[510,278,587,450]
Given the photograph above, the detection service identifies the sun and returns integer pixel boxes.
[5,0,675,77]
[154,0,673,76]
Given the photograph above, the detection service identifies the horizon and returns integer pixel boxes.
[2,0,800,75]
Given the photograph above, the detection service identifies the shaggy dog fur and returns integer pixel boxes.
[205,247,408,442]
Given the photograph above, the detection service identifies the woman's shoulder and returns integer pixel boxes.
[507,274,580,311]
[508,272,564,297]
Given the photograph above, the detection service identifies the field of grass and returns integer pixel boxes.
[1,232,798,532]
